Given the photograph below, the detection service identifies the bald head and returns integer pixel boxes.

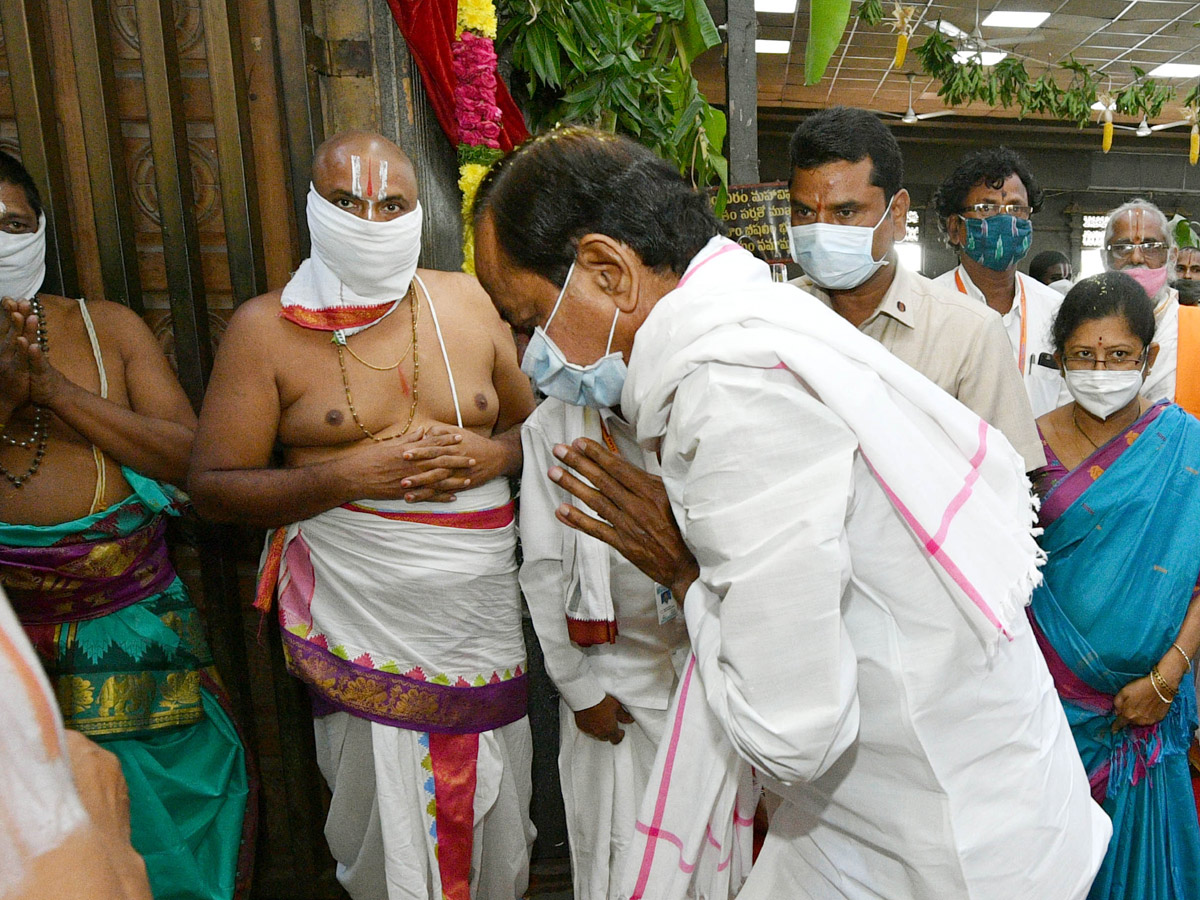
[312,130,418,222]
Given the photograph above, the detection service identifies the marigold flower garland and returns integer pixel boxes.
[453,0,504,273]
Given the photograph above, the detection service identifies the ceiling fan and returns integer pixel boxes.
[1111,113,1191,137]
[924,0,1045,59]
[873,74,957,124]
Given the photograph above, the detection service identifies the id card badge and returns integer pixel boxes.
[655,584,678,625]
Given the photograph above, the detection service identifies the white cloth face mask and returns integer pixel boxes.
[787,194,895,290]
[306,184,422,303]
[0,214,46,301]
[1064,366,1145,420]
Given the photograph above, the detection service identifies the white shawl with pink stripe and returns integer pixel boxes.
[618,237,1044,899]
[626,236,1043,645]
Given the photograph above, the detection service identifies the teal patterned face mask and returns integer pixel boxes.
[961,214,1033,272]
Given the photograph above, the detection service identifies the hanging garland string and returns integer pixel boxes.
[453,0,505,273]
[852,4,1198,164]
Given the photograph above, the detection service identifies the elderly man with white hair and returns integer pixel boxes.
[1103,198,1179,403]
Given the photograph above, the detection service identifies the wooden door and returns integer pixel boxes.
[0,2,341,896]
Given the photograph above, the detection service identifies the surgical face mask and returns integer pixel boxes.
[306,185,422,301]
[1120,264,1169,301]
[520,262,627,408]
[787,194,895,290]
[960,214,1033,272]
[0,214,46,301]
[1063,365,1145,421]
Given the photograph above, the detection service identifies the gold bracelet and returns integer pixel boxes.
[1172,641,1193,671]
[1150,666,1177,703]
[1149,668,1173,704]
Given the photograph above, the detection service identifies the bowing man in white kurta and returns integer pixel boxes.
[471,127,1110,900]
[617,238,1111,900]
[520,398,689,899]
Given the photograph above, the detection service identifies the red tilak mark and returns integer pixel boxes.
[366,158,374,199]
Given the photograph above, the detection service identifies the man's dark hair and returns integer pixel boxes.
[1051,271,1155,356]
[0,150,42,219]
[788,107,903,201]
[1028,249,1070,284]
[932,147,1044,237]
[474,127,721,287]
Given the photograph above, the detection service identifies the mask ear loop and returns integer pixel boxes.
[543,262,576,332]
[603,306,620,356]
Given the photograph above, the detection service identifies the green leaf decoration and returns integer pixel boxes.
[805,0,853,85]
[911,26,1180,128]
[857,0,884,27]
[1177,220,1199,250]
[673,0,721,67]
[498,0,728,206]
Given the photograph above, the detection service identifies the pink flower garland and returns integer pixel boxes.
[453,31,503,148]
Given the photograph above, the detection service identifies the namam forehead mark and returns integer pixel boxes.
[313,131,416,207]
[1112,208,1165,244]
[347,155,389,202]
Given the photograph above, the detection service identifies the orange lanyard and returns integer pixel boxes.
[598,418,621,456]
[955,268,1027,376]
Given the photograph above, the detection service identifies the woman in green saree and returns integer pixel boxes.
[0,152,251,900]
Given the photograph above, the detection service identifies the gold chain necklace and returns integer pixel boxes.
[339,283,417,371]
[0,295,49,487]
[337,284,420,441]
[1071,402,1138,453]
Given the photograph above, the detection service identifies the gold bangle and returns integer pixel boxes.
[1172,641,1193,671]
[1149,668,1173,704]
[1150,666,1177,703]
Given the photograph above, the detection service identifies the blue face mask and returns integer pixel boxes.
[520,262,627,408]
[960,214,1033,272]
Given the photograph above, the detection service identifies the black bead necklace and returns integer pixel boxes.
[0,296,49,487]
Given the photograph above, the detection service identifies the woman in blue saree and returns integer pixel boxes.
[1032,271,1200,900]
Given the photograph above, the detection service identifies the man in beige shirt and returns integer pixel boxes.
[787,107,1044,471]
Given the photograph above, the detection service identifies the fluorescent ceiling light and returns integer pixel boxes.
[953,50,1008,66]
[1147,63,1200,79]
[755,39,791,54]
[935,20,968,38]
[754,0,797,12]
[982,11,1050,28]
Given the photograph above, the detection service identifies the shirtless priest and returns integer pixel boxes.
[189,131,537,900]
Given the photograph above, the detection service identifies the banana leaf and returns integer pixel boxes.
[805,0,852,85]
[674,0,721,66]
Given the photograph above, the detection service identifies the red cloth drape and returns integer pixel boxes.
[383,0,529,152]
